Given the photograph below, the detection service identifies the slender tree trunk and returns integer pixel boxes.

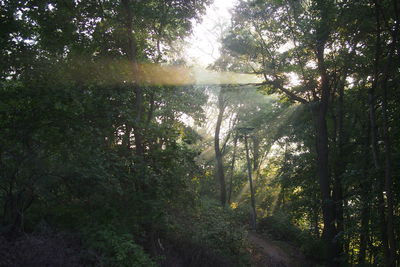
[122,0,144,156]
[368,53,390,267]
[133,89,144,156]
[379,1,398,263]
[244,134,257,230]
[332,79,346,257]
[381,72,396,267]
[370,2,393,264]
[227,133,238,204]
[275,142,289,213]
[215,89,226,207]
[359,122,371,265]
[252,135,260,172]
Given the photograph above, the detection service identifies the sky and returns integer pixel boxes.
[182,0,265,85]
[134,0,261,87]
[184,0,238,67]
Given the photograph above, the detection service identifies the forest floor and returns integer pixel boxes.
[247,232,315,267]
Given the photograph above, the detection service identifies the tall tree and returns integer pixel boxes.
[225,0,341,263]
[214,87,227,206]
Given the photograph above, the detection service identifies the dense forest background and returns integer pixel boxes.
[1,0,399,266]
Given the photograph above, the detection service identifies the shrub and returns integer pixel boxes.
[82,225,155,267]
[258,212,302,242]
[165,197,251,266]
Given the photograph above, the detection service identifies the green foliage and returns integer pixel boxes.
[82,225,155,267]
[2,0,400,265]
[167,198,251,266]
[0,0,215,265]
[258,213,302,242]
[194,199,247,256]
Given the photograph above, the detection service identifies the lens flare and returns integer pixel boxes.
[136,64,262,86]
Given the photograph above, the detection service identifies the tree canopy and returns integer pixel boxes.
[1,0,399,266]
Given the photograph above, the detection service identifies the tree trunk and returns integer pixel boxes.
[370,2,393,264]
[368,54,390,267]
[381,70,396,267]
[332,78,346,256]
[215,89,226,207]
[312,105,338,266]
[244,134,257,230]
[133,86,144,156]
[122,0,144,156]
[314,39,339,265]
[252,135,260,172]
[227,133,238,204]
[358,204,370,265]
[359,122,371,265]
[379,1,398,263]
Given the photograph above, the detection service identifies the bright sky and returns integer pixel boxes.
[185,0,238,67]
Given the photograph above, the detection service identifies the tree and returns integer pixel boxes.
[224,0,400,265]
[0,0,212,263]
[225,0,344,263]
[214,87,227,206]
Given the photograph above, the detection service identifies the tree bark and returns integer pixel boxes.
[381,63,396,267]
[122,0,144,156]
[252,135,260,172]
[227,133,238,204]
[332,72,347,257]
[314,36,339,265]
[215,88,226,207]
[244,134,257,230]
[369,2,394,264]
[359,122,371,266]
[312,104,338,266]
[379,1,398,263]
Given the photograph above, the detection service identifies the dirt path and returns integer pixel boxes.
[247,232,312,267]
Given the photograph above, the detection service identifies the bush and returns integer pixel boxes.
[165,198,251,266]
[82,225,155,267]
[193,199,247,256]
[258,212,302,242]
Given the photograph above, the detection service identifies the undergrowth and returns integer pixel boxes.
[164,197,251,266]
